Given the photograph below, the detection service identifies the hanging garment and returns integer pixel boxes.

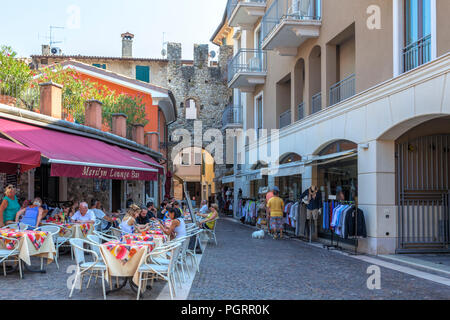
[298,204,307,236]
[344,208,367,239]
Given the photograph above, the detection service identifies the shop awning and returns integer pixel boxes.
[304,149,358,167]
[0,118,158,181]
[0,138,41,174]
[116,147,164,175]
[222,175,234,184]
[268,161,304,177]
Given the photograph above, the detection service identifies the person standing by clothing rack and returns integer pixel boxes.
[266,186,284,240]
[300,185,322,239]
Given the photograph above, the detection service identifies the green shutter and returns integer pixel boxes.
[136,65,150,83]
[93,63,106,69]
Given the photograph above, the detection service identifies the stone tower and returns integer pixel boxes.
[166,42,233,196]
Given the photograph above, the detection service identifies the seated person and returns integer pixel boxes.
[152,208,186,240]
[157,201,168,220]
[90,199,116,231]
[197,203,219,230]
[119,204,141,234]
[146,201,158,219]
[71,202,96,224]
[15,197,45,229]
[135,206,151,233]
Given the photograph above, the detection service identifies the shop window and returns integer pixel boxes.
[319,140,357,156]
[280,153,302,164]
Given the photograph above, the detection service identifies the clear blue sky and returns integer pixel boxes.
[0,0,227,60]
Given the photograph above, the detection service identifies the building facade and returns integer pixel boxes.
[216,0,450,254]
[31,33,233,204]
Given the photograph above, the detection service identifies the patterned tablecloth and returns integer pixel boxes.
[42,222,94,239]
[0,228,56,265]
[100,239,157,285]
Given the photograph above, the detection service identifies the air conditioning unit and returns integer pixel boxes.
[51,47,62,55]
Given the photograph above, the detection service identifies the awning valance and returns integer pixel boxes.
[304,149,358,167]
[0,118,158,181]
[268,161,304,177]
[0,138,41,174]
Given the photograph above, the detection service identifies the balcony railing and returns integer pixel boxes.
[311,92,321,114]
[329,74,355,106]
[227,49,267,84]
[403,35,432,73]
[222,104,243,128]
[279,109,291,128]
[297,102,304,121]
[227,0,266,20]
[262,0,322,42]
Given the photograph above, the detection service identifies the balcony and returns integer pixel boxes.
[228,49,267,91]
[311,92,321,114]
[297,102,304,121]
[261,0,322,56]
[227,0,267,28]
[222,104,243,129]
[403,35,431,73]
[329,74,355,106]
[279,109,291,128]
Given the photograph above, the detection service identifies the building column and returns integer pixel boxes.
[357,140,397,255]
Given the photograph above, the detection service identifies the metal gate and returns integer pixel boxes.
[396,134,450,253]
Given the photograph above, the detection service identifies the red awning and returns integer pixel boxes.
[0,118,158,181]
[0,138,41,174]
[118,147,165,175]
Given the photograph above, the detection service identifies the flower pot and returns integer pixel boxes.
[0,95,17,107]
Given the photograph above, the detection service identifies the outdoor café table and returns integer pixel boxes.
[0,228,56,270]
[42,221,94,239]
[100,239,156,294]
[121,233,166,247]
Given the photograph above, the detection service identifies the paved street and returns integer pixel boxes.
[188,218,450,300]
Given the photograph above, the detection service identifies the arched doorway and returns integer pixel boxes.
[395,118,450,252]
[172,147,216,207]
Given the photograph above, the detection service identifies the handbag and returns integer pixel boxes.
[302,196,309,205]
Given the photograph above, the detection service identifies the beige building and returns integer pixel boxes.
[216,0,450,254]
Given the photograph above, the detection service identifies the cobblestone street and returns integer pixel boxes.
[188,218,450,300]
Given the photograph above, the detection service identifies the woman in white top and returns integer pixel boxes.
[154,207,186,240]
[119,204,140,234]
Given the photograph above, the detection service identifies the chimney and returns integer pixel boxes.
[39,81,63,119]
[121,32,134,58]
[42,45,51,56]
[131,124,145,145]
[85,100,103,130]
[145,132,160,152]
[112,113,128,138]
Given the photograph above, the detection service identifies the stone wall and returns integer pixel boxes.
[67,178,111,211]
[166,43,233,194]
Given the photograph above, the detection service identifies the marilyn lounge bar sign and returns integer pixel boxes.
[50,164,158,181]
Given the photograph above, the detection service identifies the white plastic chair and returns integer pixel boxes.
[5,223,31,231]
[69,238,106,300]
[202,218,219,246]
[135,242,182,300]
[0,235,22,278]
[185,228,203,273]
[93,230,118,242]
[44,223,74,262]
[35,225,61,269]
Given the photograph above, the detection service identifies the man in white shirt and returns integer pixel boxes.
[71,202,96,223]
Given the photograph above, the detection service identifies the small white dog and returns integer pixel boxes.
[252,229,265,239]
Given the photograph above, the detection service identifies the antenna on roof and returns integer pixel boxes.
[161,32,168,58]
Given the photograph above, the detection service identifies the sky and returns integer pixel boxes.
[0,0,227,60]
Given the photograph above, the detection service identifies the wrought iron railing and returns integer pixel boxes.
[228,49,267,83]
[311,92,321,114]
[403,35,432,73]
[297,102,304,121]
[222,104,243,128]
[329,74,355,106]
[279,109,291,128]
[227,0,267,20]
[0,72,39,110]
[262,0,322,42]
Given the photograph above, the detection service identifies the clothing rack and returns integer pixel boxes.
[323,200,354,251]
